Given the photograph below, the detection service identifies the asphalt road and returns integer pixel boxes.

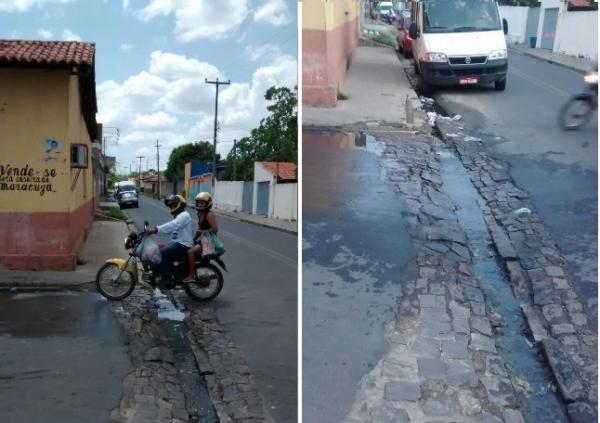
[429,50,598,317]
[123,195,297,423]
[0,291,131,423]
[302,131,417,422]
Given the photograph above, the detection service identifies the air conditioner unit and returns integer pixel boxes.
[71,144,89,168]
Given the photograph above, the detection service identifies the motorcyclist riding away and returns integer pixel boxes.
[145,194,193,275]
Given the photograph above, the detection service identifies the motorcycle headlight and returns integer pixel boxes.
[488,49,508,60]
[424,52,448,63]
[124,237,129,249]
[584,72,598,84]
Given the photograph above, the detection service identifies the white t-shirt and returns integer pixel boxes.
[156,211,193,247]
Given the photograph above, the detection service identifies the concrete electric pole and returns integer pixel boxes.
[155,139,162,198]
[136,155,144,193]
[205,77,231,191]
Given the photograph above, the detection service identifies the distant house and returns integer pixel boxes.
[142,173,170,197]
[253,162,297,221]
[0,40,99,270]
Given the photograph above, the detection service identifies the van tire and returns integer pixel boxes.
[494,78,506,91]
[414,60,420,75]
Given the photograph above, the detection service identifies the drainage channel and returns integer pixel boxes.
[153,289,218,422]
[436,147,568,421]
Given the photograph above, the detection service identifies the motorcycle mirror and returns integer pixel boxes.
[144,220,149,230]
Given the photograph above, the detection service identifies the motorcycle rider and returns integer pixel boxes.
[145,194,193,276]
[183,192,219,283]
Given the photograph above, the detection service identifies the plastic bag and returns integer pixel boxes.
[139,236,162,265]
[200,232,215,258]
[210,233,225,254]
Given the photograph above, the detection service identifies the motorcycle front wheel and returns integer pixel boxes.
[559,94,594,130]
[184,263,223,301]
[96,263,136,300]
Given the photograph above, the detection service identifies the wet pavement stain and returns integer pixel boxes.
[303,130,417,423]
[437,146,568,421]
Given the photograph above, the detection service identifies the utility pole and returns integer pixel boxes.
[136,156,144,193]
[155,139,162,198]
[205,77,231,192]
[232,139,237,181]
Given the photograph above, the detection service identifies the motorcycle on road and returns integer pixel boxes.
[96,220,227,301]
[558,69,598,130]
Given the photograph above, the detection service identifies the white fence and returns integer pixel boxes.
[273,183,298,221]
[499,6,530,44]
[554,11,598,61]
[214,181,243,212]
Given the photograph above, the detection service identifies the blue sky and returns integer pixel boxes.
[0,0,298,173]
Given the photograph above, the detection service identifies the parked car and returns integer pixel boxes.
[118,190,139,209]
[378,1,394,23]
[409,0,509,91]
[395,12,413,58]
[115,181,137,200]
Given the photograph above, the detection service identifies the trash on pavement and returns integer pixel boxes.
[427,112,437,125]
[514,207,532,217]
[464,136,481,142]
[452,114,462,121]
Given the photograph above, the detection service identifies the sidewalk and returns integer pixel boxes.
[0,220,128,289]
[303,46,425,129]
[510,43,596,74]
[216,209,297,234]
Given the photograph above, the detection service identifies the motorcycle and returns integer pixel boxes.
[95,220,227,302]
[559,69,598,130]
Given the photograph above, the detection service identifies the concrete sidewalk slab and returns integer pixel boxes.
[510,44,596,74]
[303,46,424,128]
[0,220,129,289]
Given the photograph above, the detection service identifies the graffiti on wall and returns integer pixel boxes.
[0,164,58,196]
[44,138,63,161]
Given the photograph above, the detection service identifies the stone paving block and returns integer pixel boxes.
[452,317,470,334]
[567,402,597,423]
[485,355,508,378]
[420,307,450,322]
[442,339,469,360]
[520,304,548,343]
[480,376,516,407]
[384,381,422,401]
[502,408,526,423]
[471,316,492,336]
[570,313,588,327]
[411,336,441,358]
[542,304,564,322]
[421,319,452,336]
[565,301,583,313]
[542,338,585,402]
[457,390,482,416]
[422,399,448,416]
[551,323,576,336]
[418,294,447,308]
[545,266,565,277]
[482,413,503,423]
[553,278,570,290]
[446,361,478,387]
[429,283,445,295]
[417,358,445,379]
[383,358,418,380]
[470,333,497,353]
[463,286,484,303]
[370,406,411,423]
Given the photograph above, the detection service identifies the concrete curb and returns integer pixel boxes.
[509,47,592,74]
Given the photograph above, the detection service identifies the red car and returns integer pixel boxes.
[395,14,413,58]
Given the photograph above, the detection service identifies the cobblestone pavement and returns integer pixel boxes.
[107,290,272,423]
[343,127,597,422]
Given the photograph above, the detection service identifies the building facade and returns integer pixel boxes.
[303,0,360,107]
[0,40,98,270]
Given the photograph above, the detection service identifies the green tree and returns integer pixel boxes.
[106,171,119,189]
[221,86,297,181]
[164,141,220,182]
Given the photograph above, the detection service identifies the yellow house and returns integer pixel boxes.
[0,40,98,270]
[303,0,360,107]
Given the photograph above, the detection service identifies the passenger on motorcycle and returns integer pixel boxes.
[183,191,219,283]
[145,194,193,275]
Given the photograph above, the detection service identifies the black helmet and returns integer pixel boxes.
[164,194,187,216]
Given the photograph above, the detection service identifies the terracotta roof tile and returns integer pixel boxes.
[0,40,95,67]
[568,0,590,6]
[260,161,297,181]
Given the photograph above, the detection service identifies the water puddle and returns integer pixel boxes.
[437,146,567,421]
[153,290,217,421]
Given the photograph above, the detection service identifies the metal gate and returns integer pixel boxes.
[256,181,270,216]
[541,8,558,50]
[242,182,253,212]
[525,7,540,43]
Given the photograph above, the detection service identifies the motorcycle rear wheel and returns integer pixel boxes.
[559,94,594,130]
[96,263,136,300]
[184,263,223,301]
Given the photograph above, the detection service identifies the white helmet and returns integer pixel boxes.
[195,192,213,210]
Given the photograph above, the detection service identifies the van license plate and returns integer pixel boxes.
[459,77,478,85]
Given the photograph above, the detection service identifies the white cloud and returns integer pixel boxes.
[0,0,73,12]
[136,0,249,42]
[61,29,81,41]
[122,0,129,9]
[120,43,134,51]
[38,29,54,39]
[244,44,282,62]
[253,0,290,27]
[98,50,297,169]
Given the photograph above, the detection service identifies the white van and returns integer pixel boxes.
[408,0,508,91]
